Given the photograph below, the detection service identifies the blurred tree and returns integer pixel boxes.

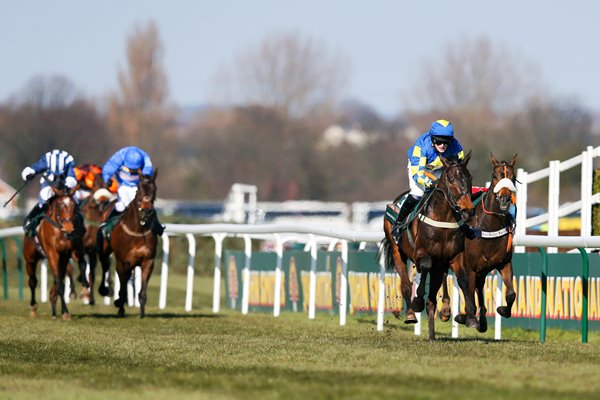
[211,31,350,119]
[184,106,329,201]
[106,20,179,187]
[405,36,542,114]
[0,75,109,198]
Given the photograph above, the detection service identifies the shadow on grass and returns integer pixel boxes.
[76,312,225,320]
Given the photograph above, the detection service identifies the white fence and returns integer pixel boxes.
[515,145,600,253]
[1,224,599,339]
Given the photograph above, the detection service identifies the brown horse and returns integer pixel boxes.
[453,153,518,332]
[23,185,88,319]
[381,152,478,340]
[72,178,113,305]
[97,171,160,317]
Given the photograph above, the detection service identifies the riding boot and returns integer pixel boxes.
[23,203,47,237]
[392,194,419,241]
[99,207,122,238]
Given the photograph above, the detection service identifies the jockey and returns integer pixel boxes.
[21,149,79,236]
[74,163,103,202]
[100,146,164,235]
[394,119,465,228]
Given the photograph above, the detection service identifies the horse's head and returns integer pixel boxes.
[133,169,158,228]
[439,150,474,221]
[490,153,517,213]
[48,186,80,237]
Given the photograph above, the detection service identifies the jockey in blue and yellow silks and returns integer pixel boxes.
[395,119,465,227]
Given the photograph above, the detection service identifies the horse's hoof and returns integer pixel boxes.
[404,309,418,324]
[411,297,425,312]
[497,306,512,318]
[29,310,38,319]
[477,319,488,333]
[117,308,125,318]
[98,285,109,297]
[392,310,401,319]
[439,308,451,322]
[62,313,72,321]
[454,314,467,325]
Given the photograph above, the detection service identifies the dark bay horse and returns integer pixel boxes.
[97,170,160,317]
[23,186,88,319]
[454,153,518,332]
[381,152,478,340]
[73,182,112,305]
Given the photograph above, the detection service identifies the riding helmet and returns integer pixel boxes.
[124,148,144,170]
[430,119,454,144]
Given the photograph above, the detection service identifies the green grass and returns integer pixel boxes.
[2,273,600,400]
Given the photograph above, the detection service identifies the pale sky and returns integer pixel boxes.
[1,1,599,116]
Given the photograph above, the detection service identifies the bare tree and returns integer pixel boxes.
[212,31,350,118]
[106,20,179,188]
[107,20,176,146]
[405,36,543,114]
[0,75,109,197]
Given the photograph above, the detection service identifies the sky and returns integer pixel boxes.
[1,1,600,117]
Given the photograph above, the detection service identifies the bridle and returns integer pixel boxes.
[482,161,516,217]
[434,163,472,215]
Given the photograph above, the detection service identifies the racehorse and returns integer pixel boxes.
[23,183,88,319]
[72,172,112,305]
[97,170,160,317]
[453,153,518,333]
[381,151,478,340]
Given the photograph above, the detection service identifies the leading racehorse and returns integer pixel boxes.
[380,151,478,340]
[23,181,88,319]
[454,153,518,332]
[97,170,161,317]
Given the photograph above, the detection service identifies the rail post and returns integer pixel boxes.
[539,247,548,343]
[579,248,589,343]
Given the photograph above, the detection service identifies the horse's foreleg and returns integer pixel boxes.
[475,273,488,333]
[439,272,451,322]
[85,251,96,306]
[138,259,155,318]
[450,255,478,329]
[497,262,516,318]
[58,255,71,320]
[114,263,130,317]
[426,269,444,341]
[97,230,112,297]
[25,257,38,318]
[411,267,429,313]
[411,255,432,312]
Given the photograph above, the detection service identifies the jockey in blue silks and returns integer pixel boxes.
[21,149,79,236]
[100,146,163,235]
[395,119,465,227]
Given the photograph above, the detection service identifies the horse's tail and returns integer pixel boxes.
[377,237,395,271]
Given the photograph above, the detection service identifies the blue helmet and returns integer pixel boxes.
[124,148,144,170]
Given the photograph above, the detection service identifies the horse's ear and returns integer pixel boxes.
[490,152,499,166]
[462,150,472,165]
[152,168,159,180]
[510,153,518,168]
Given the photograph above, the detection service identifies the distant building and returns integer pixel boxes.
[0,177,19,220]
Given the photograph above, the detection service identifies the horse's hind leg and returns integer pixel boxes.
[84,251,97,306]
[411,268,428,313]
[497,262,516,318]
